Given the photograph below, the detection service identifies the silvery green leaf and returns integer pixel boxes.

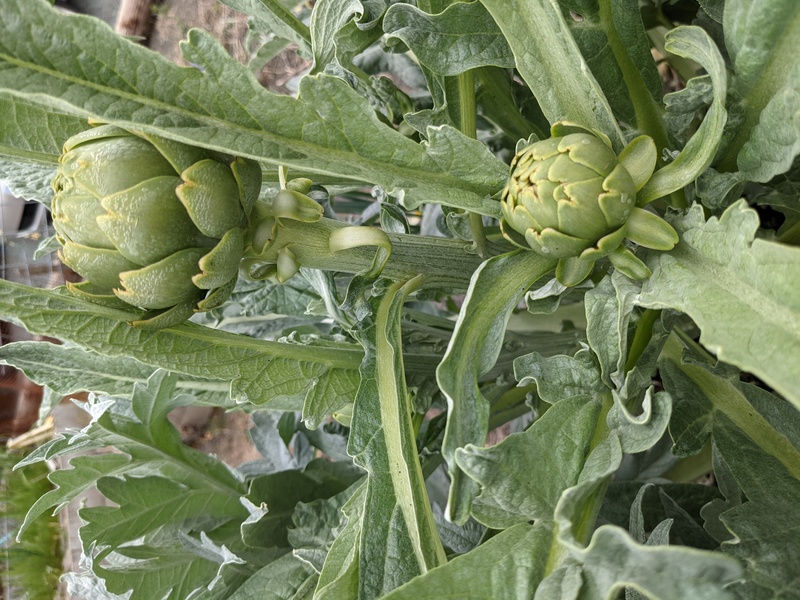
[585,271,640,389]
[0,280,359,410]
[700,447,741,544]
[383,2,514,76]
[0,93,89,205]
[561,525,742,599]
[380,523,553,600]
[81,475,246,559]
[243,460,361,549]
[18,454,131,539]
[0,341,233,406]
[720,0,800,181]
[607,388,672,454]
[456,395,602,529]
[514,348,607,404]
[0,1,506,216]
[314,482,365,600]
[713,419,800,597]
[310,0,378,72]
[639,201,800,409]
[228,554,317,599]
[437,250,556,523]
[347,280,446,597]
[218,0,311,56]
[639,26,728,205]
[660,331,800,474]
[288,486,357,572]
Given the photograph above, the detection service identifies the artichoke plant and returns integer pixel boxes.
[52,124,262,328]
[500,122,679,286]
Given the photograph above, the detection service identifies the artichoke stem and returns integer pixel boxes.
[252,217,484,292]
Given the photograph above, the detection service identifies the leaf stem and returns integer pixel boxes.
[597,2,668,151]
[663,442,713,483]
[625,308,660,373]
[254,216,484,291]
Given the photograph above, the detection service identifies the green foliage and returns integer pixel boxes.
[0,448,63,600]
[1,0,799,598]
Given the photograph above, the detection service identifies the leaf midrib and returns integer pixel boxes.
[0,50,502,215]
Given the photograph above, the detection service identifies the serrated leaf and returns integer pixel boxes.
[93,541,244,600]
[242,460,360,549]
[0,92,89,204]
[514,348,607,403]
[0,341,233,406]
[309,0,379,73]
[437,250,556,523]
[381,522,553,600]
[302,367,360,429]
[288,485,358,571]
[228,553,317,600]
[383,2,514,76]
[455,395,602,529]
[607,388,672,455]
[585,271,640,389]
[712,417,800,597]
[81,475,246,555]
[0,280,362,407]
[314,482,365,599]
[0,1,506,216]
[218,0,311,55]
[18,454,130,540]
[639,201,800,409]
[555,525,743,600]
[479,0,624,149]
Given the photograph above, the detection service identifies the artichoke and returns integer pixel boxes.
[501,122,678,286]
[52,124,262,328]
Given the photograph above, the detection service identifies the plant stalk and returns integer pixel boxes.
[255,216,484,291]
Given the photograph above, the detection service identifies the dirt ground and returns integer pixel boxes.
[148,0,309,93]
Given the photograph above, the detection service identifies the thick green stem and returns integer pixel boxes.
[254,216,483,291]
[625,308,660,373]
[597,3,686,209]
[598,2,668,151]
[664,442,713,483]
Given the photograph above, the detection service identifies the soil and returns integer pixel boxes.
[148,0,310,93]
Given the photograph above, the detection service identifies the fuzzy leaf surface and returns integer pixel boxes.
[0,280,361,407]
[383,2,514,75]
[0,0,506,215]
[638,201,800,408]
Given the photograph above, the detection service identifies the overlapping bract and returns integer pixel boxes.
[501,122,678,285]
[52,125,262,327]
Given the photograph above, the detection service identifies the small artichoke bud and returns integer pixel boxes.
[500,122,677,286]
[52,124,262,328]
[271,189,324,222]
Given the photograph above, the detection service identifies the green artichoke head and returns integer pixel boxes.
[52,124,262,328]
[501,122,678,286]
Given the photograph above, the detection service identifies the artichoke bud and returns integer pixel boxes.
[500,122,677,286]
[271,189,324,222]
[52,124,262,327]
